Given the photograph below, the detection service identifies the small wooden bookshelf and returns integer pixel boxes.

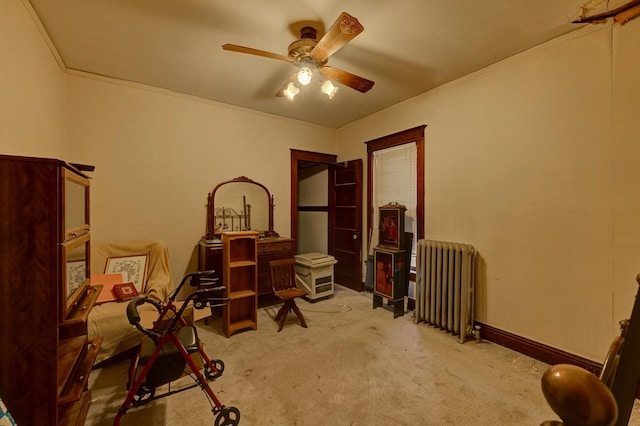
[222,231,258,337]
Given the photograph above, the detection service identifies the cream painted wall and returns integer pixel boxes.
[63,74,336,285]
[1,0,65,157]
[8,0,640,362]
[297,165,329,254]
[612,19,640,341]
[336,23,640,361]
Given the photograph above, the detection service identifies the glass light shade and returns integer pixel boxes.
[296,67,313,86]
[321,80,339,99]
[283,82,299,101]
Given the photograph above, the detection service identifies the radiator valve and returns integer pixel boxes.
[473,325,482,343]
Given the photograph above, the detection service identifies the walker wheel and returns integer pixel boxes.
[205,359,225,380]
[215,406,240,426]
[131,385,155,406]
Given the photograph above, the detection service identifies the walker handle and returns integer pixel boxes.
[126,297,162,337]
[168,270,218,302]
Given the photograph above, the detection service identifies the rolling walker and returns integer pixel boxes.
[114,270,240,425]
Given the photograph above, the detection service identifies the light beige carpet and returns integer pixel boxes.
[86,285,640,425]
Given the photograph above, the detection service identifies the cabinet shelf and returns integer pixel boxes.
[58,390,92,426]
[58,336,87,398]
[63,285,102,324]
[60,285,104,338]
[229,289,256,299]
[58,337,103,405]
[229,260,256,268]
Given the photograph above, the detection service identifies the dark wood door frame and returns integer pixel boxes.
[290,149,338,249]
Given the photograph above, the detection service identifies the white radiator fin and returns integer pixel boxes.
[414,239,475,343]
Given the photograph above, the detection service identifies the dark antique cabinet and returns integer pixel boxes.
[199,237,295,296]
[0,155,102,425]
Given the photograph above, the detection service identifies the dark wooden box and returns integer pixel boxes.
[373,247,406,301]
[378,203,406,250]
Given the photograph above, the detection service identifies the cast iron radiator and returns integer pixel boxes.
[414,239,476,343]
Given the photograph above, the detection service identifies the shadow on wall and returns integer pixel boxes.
[474,253,487,324]
[179,244,202,300]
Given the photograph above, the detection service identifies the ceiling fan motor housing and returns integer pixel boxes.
[300,26,317,40]
[288,26,327,65]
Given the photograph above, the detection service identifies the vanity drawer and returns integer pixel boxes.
[258,240,293,254]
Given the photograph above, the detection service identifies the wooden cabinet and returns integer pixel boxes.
[0,155,102,425]
[222,231,259,337]
[199,237,294,296]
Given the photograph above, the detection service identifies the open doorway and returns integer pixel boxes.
[290,149,363,292]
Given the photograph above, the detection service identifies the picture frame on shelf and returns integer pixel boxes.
[66,259,86,298]
[105,254,149,293]
[378,203,406,250]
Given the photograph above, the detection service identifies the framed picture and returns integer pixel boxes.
[105,254,149,293]
[66,260,87,297]
[378,203,406,250]
[374,249,394,299]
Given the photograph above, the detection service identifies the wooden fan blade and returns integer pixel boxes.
[275,74,298,97]
[311,12,364,62]
[319,66,374,93]
[222,44,294,63]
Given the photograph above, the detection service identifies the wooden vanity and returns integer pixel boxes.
[199,236,295,296]
[199,176,295,297]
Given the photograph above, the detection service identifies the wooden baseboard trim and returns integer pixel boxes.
[476,322,602,375]
[389,296,601,375]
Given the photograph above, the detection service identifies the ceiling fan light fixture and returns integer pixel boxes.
[283,82,299,101]
[321,80,338,99]
[223,12,374,102]
[296,66,313,86]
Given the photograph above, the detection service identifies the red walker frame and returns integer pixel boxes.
[114,270,240,425]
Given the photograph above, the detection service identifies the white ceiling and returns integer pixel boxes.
[27,0,587,128]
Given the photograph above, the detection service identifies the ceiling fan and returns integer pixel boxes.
[222,12,375,100]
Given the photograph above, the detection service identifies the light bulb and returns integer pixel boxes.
[296,67,313,86]
[283,82,299,101]
[321,80,339,99]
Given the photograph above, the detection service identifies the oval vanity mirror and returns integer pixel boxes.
[205,176,278,240]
